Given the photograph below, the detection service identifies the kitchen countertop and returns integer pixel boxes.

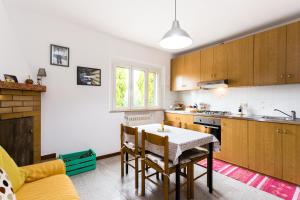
[165,110,300,125]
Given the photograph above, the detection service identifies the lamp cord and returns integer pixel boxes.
[175,0,177,21]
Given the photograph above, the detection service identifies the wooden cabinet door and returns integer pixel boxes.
[227,36,254,87]
[180,114,194,125]
[248,121,282,178]
[164,113,181,122]
[171,56,185,91]
[213,44,228,81]
[281,124,300,185]
[217,119,248,168]
[200,48,214,82]
[183,50,201,90]
[287,22,300,83]
[164,113,193,125]
[254,26,287,85]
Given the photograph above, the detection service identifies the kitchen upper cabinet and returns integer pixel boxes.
[281,124,300,185]
[248,121,283,179]
[254,26,287,85]
[183,50,201,89]
[170,51,200,91]
[216,119,248,168]
[213,44,228,81]
[200,48,214,82]
[287,21,300,83]
[227,36,254,87]
[171,55,185,91]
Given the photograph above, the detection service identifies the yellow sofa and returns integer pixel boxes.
[0,146,79,200]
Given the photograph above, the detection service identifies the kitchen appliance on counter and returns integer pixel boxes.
[193,115,222,144]
[169,101,185,110]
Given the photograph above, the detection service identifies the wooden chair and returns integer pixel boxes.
[183,123,209,198]
[141,130,191,200]
[183,123,211,133]
[163,120,181,128]
[120,124,140,189]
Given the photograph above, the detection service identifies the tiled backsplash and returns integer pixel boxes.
[178,84,300,116]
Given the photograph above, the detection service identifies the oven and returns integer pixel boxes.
[193,116,221,144]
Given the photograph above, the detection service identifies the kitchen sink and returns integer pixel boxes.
[260,116,292,121]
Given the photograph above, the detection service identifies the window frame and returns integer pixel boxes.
[111,60,162,112]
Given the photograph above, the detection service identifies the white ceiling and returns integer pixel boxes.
[3,0,300,54]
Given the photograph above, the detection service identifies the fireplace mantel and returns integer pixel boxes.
[0,82,46,164]
[0,81,46,92]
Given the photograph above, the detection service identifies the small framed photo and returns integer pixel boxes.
[50,44,69,67]
[77,66,101,86]
[4,74,18,83]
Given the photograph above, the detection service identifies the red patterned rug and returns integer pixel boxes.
[198,159,300,200]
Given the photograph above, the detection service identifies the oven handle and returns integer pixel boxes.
[203,125,220,130]
[193,123,220,129]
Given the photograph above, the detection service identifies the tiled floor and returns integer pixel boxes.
[71,156,281,200]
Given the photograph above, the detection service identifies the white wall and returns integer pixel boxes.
[0,0,31,81]
[179,84,300,116]
[3,5,175,156]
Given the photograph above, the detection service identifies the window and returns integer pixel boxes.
[112,61,161,111]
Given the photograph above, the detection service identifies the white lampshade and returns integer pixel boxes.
[160,20,192,50]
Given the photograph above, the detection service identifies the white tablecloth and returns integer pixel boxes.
[127,124,220,165]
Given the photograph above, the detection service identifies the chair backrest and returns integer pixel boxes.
[120,124,139,154]
[183,123,210,133]
[141,130,169,172]
[163,120,181,128]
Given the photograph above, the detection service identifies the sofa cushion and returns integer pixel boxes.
[0,168,16,200]
[0,146,25,192]
[16,174,79,200]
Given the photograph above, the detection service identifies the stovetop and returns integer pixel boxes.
[197,110,232,116]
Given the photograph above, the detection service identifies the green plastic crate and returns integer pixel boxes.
[59,149,96,176]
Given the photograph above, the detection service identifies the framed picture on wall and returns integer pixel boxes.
[50,44,69,67]
[77,66,101,86]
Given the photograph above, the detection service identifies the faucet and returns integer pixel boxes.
[274,109,296,120]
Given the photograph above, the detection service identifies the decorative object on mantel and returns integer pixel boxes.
[0,81,46,92]
[37,68,47,85]
[77,66,101,86]
[4,74,18,83]
[50,44,69,67]
[25,75,34,84]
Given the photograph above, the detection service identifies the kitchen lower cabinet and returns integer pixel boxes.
[248,121,300,184]
[215,119,248,168]
[164,113,193,126]
[281,124,300,185]
[248,121,282,179]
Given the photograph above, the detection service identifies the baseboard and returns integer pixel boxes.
[41,153,56,160]
[96,152,120,160]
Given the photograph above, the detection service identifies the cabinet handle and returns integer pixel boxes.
[280,74,285,79]
[283,129,287,134]
[214,74,217,78]
[287,74,292,78]
[276,129,281,134]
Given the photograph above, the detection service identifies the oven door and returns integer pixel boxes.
[193,123,221,144]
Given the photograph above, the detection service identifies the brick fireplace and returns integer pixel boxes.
[0,81,46,165]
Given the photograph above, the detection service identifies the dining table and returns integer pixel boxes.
[130,123,220,200]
